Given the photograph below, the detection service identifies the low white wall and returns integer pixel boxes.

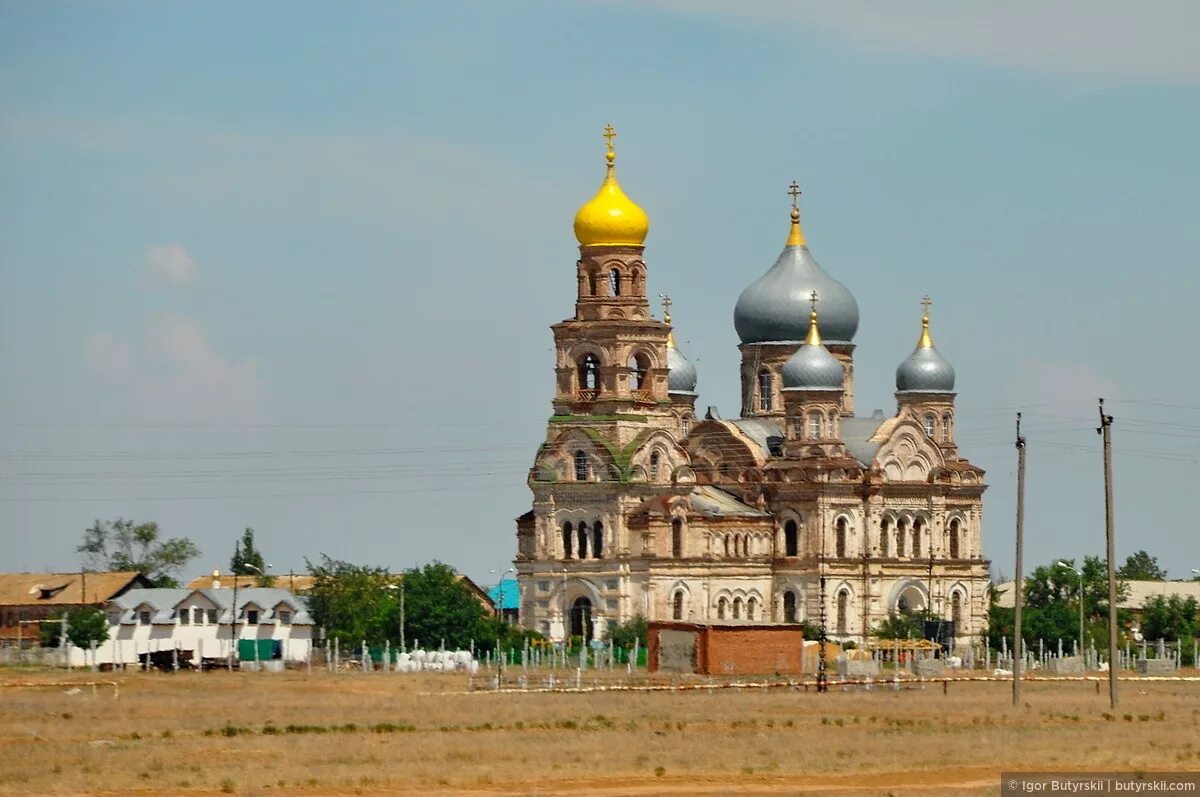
[68,623,314,667]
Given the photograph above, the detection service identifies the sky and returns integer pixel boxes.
[2,2,1198,587]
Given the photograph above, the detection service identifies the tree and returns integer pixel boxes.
[65,606,110,650]
[230,528,273,585]
[609,615,648,650]
[398,562,492,651]
[986,556,1133,651]
[1118,550,1167,581]
[1140,595,1199,643]
[77,518,200,587]
[875,609,936,640]
[306,555,398,647]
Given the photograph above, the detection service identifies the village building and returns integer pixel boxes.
[0,571,152,647]
[71,584,314,667]
[514,128,991,646]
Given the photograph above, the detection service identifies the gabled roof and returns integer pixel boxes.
[0,571,151,607]
[110,587,313,625]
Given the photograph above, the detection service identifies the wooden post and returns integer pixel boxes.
[1013,413,1027,706]
[1098,399,1118,708]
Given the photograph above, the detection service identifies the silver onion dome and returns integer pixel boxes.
[734,209,859,344]
[781,310,844,391]
[667,345,698,394]
[895,312,955,393]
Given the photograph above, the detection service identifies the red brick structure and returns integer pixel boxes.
[647,620,806,676]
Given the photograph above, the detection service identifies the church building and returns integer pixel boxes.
[513,127,990,647]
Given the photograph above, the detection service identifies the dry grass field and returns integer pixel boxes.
[2,667,1199,796]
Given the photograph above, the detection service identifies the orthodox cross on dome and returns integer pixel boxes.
[788,180,802,211]
[921,294,932,319]
[603,123,617,157]
[660,292,673,323]
[809,289,819,314]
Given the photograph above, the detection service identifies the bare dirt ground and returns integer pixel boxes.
[2,668,1199,796]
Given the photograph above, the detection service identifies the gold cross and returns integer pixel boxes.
[603,123,617,155]
[788,180,802,211]
[921,294,932,317]
[809,290,819,313]
[660,293,672,320]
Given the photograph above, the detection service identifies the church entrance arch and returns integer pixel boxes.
[570,597,593,642]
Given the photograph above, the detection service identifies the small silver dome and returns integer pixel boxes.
[782,342,844,390]
[667,344,697,394]
[734,244,859,345]
[895,316,955,393]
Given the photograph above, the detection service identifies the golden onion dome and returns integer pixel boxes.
[572,125,649,248]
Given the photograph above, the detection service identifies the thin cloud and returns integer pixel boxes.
[85,313,264,423]
[637,1,1200,85]
[145,242,196,287]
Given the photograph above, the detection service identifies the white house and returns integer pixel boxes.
[70,586,315,667]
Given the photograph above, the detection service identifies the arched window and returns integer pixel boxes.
[784,519,798,557]
[587,272,598,297]
[880,518,891,557]
[923,413,936,438]
[629,353,649,390]
[609,268,621,297]
[592,521,603,559]
[758,370,773,411]
[649,451,660,481]
[912,518,923,558]
[562,522,573,558]
[747,596,758,621]
[941,413,953,443]
[681,415,691,435]
[949,519,961,559]
[723,535,731,557]
[578,354,600,392]
[671,518,683,558]
[717,597,728,620]
[951,591,963,628]
[740,535,749,557]
[807,411,823,440]
[835,517,847,558]
[574,450,589,482]
[672,590,684,620]
[577,522,589,559]
[897,518,908,557]
[782,590,797,623]
[836,590,849,634]
[732,597,743,620]
[570,596,592,641]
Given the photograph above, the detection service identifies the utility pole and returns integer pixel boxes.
[1098,398,1118,708]
[1013,413,1026,706]
[817,517,828,693]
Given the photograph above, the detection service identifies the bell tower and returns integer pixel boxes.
[550,126,675,422]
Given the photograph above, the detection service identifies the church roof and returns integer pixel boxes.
[839,415,894,467]
[688,485,771,518]
[728,418,784,459]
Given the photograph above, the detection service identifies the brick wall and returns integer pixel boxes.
[648,621,807,676]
